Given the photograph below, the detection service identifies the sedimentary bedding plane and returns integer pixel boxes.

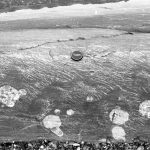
[0,28,150,143]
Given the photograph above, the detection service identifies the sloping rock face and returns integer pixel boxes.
[0,0,128,12]
[0,28,150,143]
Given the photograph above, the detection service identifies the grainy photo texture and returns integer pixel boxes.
[0,0,150,149]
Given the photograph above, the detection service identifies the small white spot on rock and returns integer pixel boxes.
[1,104,5,108]
[77,147,80,150]
[139,100,150,118]
[94,10,98,15]
[66,109,75,116]
[0,85,26,107]
[54,109,61,115]
[112,126,126,141]
[7,101,15,108]
[72,143,80,147]
[39,145,44,149]
[137,146,144,150]
[98,138,107,143]
[18,89,27,96]
[109,107,129,125]
[81,141,84,144]
[86,96,94,102]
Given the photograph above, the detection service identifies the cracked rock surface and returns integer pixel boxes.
[0,28,150,143]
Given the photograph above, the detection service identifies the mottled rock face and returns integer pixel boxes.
[0,27,150,142]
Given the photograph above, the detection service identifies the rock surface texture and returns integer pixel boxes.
[0,0,128,13]
[0,27,150,143]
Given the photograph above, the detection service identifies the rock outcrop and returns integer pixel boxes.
[0,0,129,13]
[0,28,150,142]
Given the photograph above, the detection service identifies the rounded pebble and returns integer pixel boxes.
[72,143,80,146]
[54,109,61,115]
[109,107,129,125]
[19,89,27,96]
[139,100,150,118]
[66,109,75,116]
[71,51,83,61]
[51,127,64,137]
[40,145,44,149]
[86,96,94,102]
[137,146,144,150]
[77,147,80,150]
[7,101,15,108]
[112,126,126,141]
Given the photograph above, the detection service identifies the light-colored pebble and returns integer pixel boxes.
[42,115,62,129]
[51,127,63,137]
[81,141,84,144]
[109,107,129,125]
[42,115,63,137]
[54,109,61,115]
[18,89,27,96]
[72,143,80,146]
[40,145,44,149]
[66,109,75,116]
[112,126,126,141]
[139,100,150,118]
[86,96,94,102]
[137,146,144,150]
[77,147,80,150]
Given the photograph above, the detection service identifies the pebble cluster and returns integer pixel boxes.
[0,137,149,150]
[1,85,150,144]
[109,106,129,141]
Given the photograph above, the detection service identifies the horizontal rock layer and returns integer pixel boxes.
[0,28,150,142]
[0,0,128,13]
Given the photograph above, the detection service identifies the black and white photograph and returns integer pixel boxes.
[0,0,150,149]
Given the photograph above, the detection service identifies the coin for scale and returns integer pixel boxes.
[71,51,83,61]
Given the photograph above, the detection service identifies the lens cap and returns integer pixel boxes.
[71,51,83,61]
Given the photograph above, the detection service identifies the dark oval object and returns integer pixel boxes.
[71,51,83,61]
